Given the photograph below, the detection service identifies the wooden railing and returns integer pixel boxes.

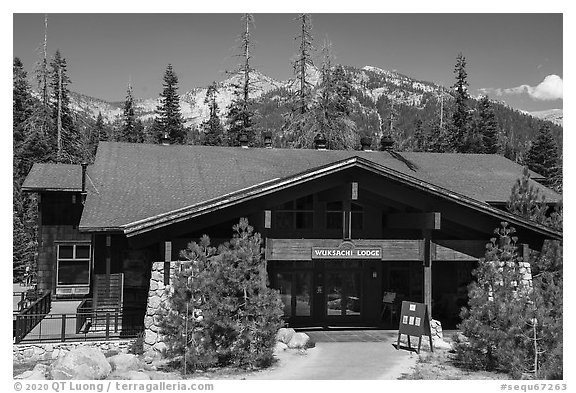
[13,291,52,343]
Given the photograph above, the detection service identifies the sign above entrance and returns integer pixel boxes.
[311,243,382,259]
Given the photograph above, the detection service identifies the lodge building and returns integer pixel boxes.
[22,138,562,331]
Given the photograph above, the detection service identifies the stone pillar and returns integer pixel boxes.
[519,261,533,286]
[143,261,177,359]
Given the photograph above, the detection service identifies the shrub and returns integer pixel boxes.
[159,218,284,371]
[128,331,145,356]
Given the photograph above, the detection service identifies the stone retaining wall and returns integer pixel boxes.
[13,340,134,363]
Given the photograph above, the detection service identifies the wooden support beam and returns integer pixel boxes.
[164,241,172,286]
[385,212,441,230]
[519,243,530,261]
[422,230,433,317]
[105,235,111,278]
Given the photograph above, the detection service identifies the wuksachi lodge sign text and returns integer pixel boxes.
[311,246,382,259]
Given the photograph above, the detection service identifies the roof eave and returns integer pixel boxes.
[22,187,83,193]
[77,226,124,233]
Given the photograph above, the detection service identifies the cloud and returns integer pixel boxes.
[478,74,563,101]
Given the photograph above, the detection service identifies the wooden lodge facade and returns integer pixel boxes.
[22,140,562,330]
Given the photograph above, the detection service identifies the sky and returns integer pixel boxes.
[13,13,562,112]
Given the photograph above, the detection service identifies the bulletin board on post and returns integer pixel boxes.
[396,301,433,353]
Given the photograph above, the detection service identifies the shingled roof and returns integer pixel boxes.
[61,142,560,232]
[22,163,85,192]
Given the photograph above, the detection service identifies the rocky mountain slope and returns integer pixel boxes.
[68,65,562,148]
[529,109,563,127]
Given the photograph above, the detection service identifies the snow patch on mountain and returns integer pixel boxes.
[69,92,123,122]
[529,109,563,126]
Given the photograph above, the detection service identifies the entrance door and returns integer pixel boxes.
[274,271,313,320]
[324,261,362,321]
[270,260,380,326]
[325,270,362,317]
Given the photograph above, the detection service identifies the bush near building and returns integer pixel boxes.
[455,221,562,379]
[159,218,284,371]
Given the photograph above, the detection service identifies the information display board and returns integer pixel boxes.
[396,301,433,353]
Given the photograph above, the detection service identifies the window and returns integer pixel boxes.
[351,203,364,230]
[274,195,314,230]
[326,202,364,231]
[326,201,343,230]
[57,244,91,286]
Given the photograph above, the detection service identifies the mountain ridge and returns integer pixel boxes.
[67,64,562,148]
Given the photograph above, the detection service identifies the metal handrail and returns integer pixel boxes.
[14,308,145,344]
[13,291,52,343]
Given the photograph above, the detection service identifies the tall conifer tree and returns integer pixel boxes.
[13,57,34,149]
[293,14,314,115]
[412,118,426,152]
[201,82,224,146]
[152,64,186,144]
[450,52,471,152]
[119,83,144,143]
[282,15,316,147]
[50,49,80,162]
[34,14,51,146]
[95,112,108,142]
[475,95,499,154]
[524,125,561,189]
[226,14,256,147]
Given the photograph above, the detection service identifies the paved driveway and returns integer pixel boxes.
[245,330,418,380]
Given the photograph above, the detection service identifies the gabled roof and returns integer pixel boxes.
[22,163,85,192]
[75,142,560,235]
[122,155,561,240]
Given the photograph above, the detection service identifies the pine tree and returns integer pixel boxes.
[476,95,499,154]
[13,57,34,147]
[33,14,52,147]
[449,53,472,152]
[507,167,549,224]
[50,49,80,162]
[13,184,35,282]
[412,118,426,151]
[119,84,144,143]
[524,125,561,188]
[292,14,314,115]
[456,222,535,376]
[95,112,108,142]
[226,14,256,147]
[159,219,283,371]
[200,82,224,146]
[505,168,563,378]
[153,64,186,144]
[282,14,316,147]
[85,112,106,157]
[308,46,357,149]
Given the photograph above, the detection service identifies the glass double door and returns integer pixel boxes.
[272,261,363,324]
[325,270,362,317]
[275,271,313,318]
